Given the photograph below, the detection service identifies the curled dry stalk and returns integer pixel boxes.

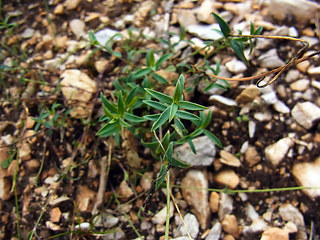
[194,34,320,88]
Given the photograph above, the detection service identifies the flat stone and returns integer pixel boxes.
[177,213,199,239]
[257,49,285,68]
[195,0,215,24]
[176,9,198,27]
[70,19,85,38]
[273,100,290,114]
[245,146,261,167]
[64,0,81,10]
[235,85,260,104]
[292,156,320,199]
[265,137,294,167]
[94,28,122,46]
[225,58,247,74]
[209,192,220,213]
[267,0,320,26]
[174,135,216,166]
[279,203,305,228]
[187,23,222,40]
[61,69,97,118]
[181,170,210,229]
[290,79,310,91]
[117,180,133,199]
[151,202,174,225]
[209,95,237,107]
[307,66,320,75]
[285,70,300,83]
[261,227,289,240]
[21,28,35,38]
[218,193,233,220]
[243,219,268,236]
[205,221,222,240]
[291,102,320,129]
[219,150,241,167]
[221,215,240,238]
[214,170,239,189]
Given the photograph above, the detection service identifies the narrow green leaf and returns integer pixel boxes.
[161,131,171,151]
[119,118,131,128]
[201,110,212,128]
[99,115,109,122]
[125,86,139,106]
[166,142,174,160]
[169,157,190,168]
[250,22,255,35]
[151,106,171,131]
[178,100,207,110]
[189,128,203,138]
[89,31,98,44]
[179,26,186,40]
[146,50,155,67]
[212,12,231,38]
[134,68,152,79]
[203,129,222,148]
[169,103,178,122]
[112,51,122,58]
[155,53,173,69]
[123,112,145,123]
[172,74,184,103]
[103,105,115,119]
[155,164,167,190]
[143,100,167,111]
[145,88,172,104]
[141,139,159,151]
[100,92,117,113]
[117,92,125,116]
[175,110,200,121]
[144,114,161,121]
[254,26,263,35]
[173,117,188,136]
[97,121,120,137]
[230,39,249,65]
[151,72,169,84]
[187,139,197,154]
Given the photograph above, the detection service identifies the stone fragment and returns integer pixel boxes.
[75,222,90,231]
[46,221,61,231]
[218,193,233,220]
[267,0,320,26]
[187,23,222,40]
[221,215,240,238]
[25,159,40,172]
[257,49,285,68]
[76,185,96,212]
[290,79,310,91]
[248,121,256,138]
[61,69,97,118]
[243,219,268,236]
[94,28,121,46]
[209,192,220,213]
[151,202,174,225]
[214,170,239,189]
[261,227,289,240]
[245,146,260,167]
[219,150,241,167]
[209,95,237,107]
[140,172,153,191]
[308,66,320,75]
[261,91,278,105]
[292,157,320,198]
[54,4,64,14]
[245,204,259,221]
[70,19,85,38]
[291,102,320,129]
[117,180,133,199]
[181,170,210,229]
[285,70,300,83]
[225,58,247,74]
[265,137,294,167]
[19,142,31,161]
[21,28,35,38]
[273,100,290,114]
[235,85,260,104]
[175,9,197,27]
[64,0,80,10]
[102,228,125,240]
[174,135,216,166]
[177,213,199,239]
[205,221,222,240]
[50,207,61,223]
[195,0,215,24]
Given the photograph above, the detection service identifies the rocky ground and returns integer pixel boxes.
[1,0,320,239]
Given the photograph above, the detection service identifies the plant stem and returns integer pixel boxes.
[165,169,170,240]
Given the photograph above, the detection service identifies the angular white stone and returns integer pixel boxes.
[94,28,122,46]
[291,102,320,129]
[292,157,320,199]
[174,135,216,166]
[257,49,285,68]
[225,58,247,74]
[265,137,294,167]
[70,19,85,38]
[187,23,222,40]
